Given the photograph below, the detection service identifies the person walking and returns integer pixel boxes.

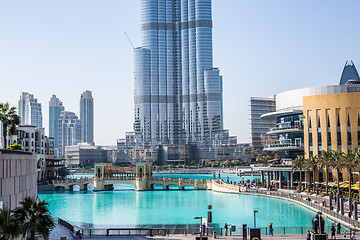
[224,223,228,236]
[306,230,311,240]
[337,222,341,234]
[331,223,336,239]
[351,232,356,240]
[269,222,273,236]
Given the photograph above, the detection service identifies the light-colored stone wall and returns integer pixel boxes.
[0,151,37,210]
[303,92,360,182]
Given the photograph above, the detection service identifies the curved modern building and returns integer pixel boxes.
[134,0,223,146]
[253,61,360,188]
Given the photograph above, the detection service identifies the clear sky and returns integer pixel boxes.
[0,0,359,145]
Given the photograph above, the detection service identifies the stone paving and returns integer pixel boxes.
[56,234,354,240]
[48,223,355,240]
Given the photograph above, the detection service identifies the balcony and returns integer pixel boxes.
[267,124,303,135]
[264,141,304,151]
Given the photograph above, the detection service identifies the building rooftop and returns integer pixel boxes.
[339,60,360,85]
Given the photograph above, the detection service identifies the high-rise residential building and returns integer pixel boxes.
[134,0,223,146]
[58,111,81,157]
[80,90,94,144]
[49,95,65,156]
[18,91,28,125]
[249,97,276,151]
[18,92,43,127]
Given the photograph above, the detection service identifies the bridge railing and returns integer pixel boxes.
[102,176,136,181]
[53,177,94,185]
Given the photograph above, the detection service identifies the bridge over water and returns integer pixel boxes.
[53,162,208,191]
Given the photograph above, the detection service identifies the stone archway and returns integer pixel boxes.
[97,167,101,178]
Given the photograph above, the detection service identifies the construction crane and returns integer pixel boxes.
[125,32,135,50]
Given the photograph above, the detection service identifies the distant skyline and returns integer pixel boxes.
[1,0,360,145]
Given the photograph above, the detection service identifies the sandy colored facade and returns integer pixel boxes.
[303,92,360,182]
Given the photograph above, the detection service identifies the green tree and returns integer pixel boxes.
[343,149,356,198]
[305,155,318,192]
[353,148,360,200]
[319,150,333,193]
[0,208,23,240]
[292,155,305,191]
[331,149,345,194]
[57,167,70,180]
[13,197,54,240]
[0,103,20,149]
[7,143,22,151]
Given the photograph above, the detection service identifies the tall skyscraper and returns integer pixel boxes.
[134,0,223,146]
[49,95,65,156]
[18,92,43,127]
[80,90,94,144]
[57,111,81,157]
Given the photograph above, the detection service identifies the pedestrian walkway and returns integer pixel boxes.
[47,223,355,240]
[77,233,353,240]
[46,224,75,239]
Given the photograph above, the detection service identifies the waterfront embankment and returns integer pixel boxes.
[212,181,360,230]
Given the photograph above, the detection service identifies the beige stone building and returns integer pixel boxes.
[0,150,37,210]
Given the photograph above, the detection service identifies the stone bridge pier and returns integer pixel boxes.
[136,162,154,191]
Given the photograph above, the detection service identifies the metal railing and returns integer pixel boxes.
[268,125,303,133]
[58,217,351,237]
[264,142,304,150]
[245,189,360,229]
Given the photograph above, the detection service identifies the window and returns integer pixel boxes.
[337,113,341,149]
[327,114,331,149]
[358,114,360,147]
[348,113,352,149]
[308,116,313,152]
[317,115,322,151]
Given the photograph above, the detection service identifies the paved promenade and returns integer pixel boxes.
[59,234,354,240]
[49,224,355,240]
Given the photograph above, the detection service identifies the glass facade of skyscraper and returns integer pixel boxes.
[80,90,94,145]
[135,0,222,146]
[18,92,43,128]
[49,95,65,156]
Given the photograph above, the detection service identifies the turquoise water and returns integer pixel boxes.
[38,190,331,229]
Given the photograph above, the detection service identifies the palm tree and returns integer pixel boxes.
[343,149,356,198]
[0,208,23,240]
[353,147,360,200]
[331,149,345,195]
[305,155,318,192]
[319,150,333,193]
[13,197,54,240]
[0,103,20,149]
[292,155,305,191]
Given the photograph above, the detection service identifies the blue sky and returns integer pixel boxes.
[0,0,359,145]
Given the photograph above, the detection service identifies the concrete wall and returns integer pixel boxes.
[0,150,37,210]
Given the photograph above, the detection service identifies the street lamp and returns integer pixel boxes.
[253,210,258,228]
[194,216,203,239]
